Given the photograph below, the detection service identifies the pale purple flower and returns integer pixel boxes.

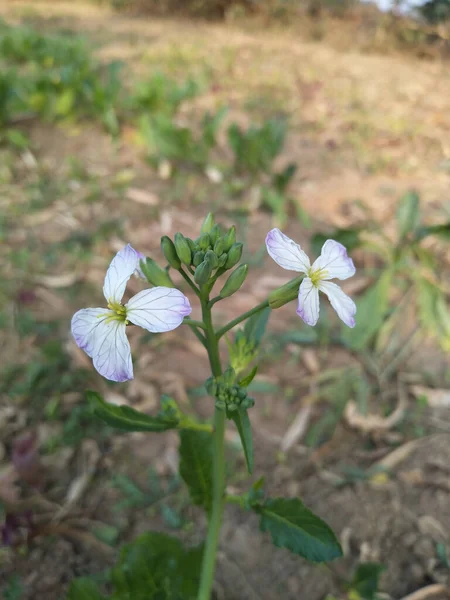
[266,228,356,328]
[71,244,191,382]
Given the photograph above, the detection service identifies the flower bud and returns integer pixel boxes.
[193,251,204,267]
[186,237,196,253]
[198,233,210,250]
[194,260,213,285]
[204,249,218,270]
[201,212,215,234]
[209,223,222,246]
[213,238,224,257]
[225,242,243,269]
[223,226,236,251]
[268,276,303,309]
[174,232,192,266]
[140,258,174,288]
[219,264,248,298]
[218,253,227,267]
[161,236,181,269]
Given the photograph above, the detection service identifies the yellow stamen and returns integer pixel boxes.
[308,268,328,287]
[97,300,128,324]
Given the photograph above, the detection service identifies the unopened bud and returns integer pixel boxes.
[194,260,212,285]
[193,251,204,267]
[161,236,181,270]
[219,264,248,298]
[213,238,224,257]
[174,233,192,266]
[140,258,174,288]
[268,276,303,309]
[201,213,215,234]
[198,233,210,250]
[186,237,196,253]
[218,253,227,267]
[223,226,236,251]
[225,242,243,269]
[209,223,222,246]
[205,249,218,270]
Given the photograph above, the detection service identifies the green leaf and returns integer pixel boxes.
[231,408,254,474]
[67,578,105,600]
[179,429,213,512]
[238,365,258,388]
[341,271,393,351]
[415,222,450,242]
[243,306,271,346]
[350,562,385,600]
[257,497,342,563]
[311,228,362,257]
[55,89,75,117]
[111,532,202,600]
[87,391,179,433]
[396,190,420,239]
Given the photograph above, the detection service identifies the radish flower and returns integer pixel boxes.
[71,244,191,382]
[266,228,356,328]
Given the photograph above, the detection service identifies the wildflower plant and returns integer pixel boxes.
[70,215,357,600]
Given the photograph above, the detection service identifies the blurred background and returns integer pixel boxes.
[1,1,450,599]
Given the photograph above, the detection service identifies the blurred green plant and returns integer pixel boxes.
[0,19,122,135]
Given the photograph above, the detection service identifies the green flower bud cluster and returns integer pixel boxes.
[160,213,244,287]
[206,368,255,415]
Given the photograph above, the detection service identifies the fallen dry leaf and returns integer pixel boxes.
[410,385,450,408]
[344,391,407,434]
[399,584,450,600]
[35,272,80,288]
[280,403,313,452]
[126,187,160,206]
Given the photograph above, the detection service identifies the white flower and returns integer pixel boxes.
[71,244,191,382]
[265,228,356,328]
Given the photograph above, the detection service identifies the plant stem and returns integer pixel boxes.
[179,267,201,297]
[183,318,207,330]
[197,289,225,600]
[215,299,270,340]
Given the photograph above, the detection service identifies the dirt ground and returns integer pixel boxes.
[1,2,450,599]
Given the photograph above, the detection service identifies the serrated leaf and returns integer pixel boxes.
[67,578,105,600]
[257,497,342,563]
[341,271,393,351]
[350,562,385,600]
[179,430,213,512]
[231,408,254,474]
[396,190,420,239]
[87,391,179,432]
[238,365,258,388]
[111,532,202,600]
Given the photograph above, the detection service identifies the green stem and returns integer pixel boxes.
[183,318,206,330]
[179,267,200,297]
[197,290,225,600]
[181,422,214,433]
[216,299,270,340]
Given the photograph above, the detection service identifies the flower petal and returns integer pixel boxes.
[296,277,320,326]
[71,308,111,358]
[134,250,146,280]
[266,228,311,273]
[126,287,191,333]
[103,244,142,304]
[319,281,356,328]
[312,239,355,280]
[92,319,133,382]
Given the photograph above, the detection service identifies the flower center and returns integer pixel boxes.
[102,301,129,324]
[308,267,328,287]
